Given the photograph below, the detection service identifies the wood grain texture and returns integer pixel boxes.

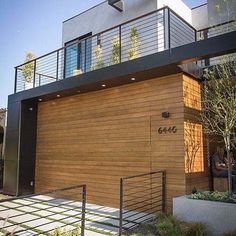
[35,73,210,211]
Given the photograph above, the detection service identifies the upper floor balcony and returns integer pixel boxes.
[14,6,236,93]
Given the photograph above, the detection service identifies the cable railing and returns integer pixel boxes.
[197,20,236,67]
[14,6,196,93]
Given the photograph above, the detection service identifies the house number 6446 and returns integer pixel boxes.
[158,126,177,134]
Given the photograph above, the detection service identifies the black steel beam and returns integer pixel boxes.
[9,30,236,104]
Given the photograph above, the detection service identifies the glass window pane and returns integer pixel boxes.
[65,44,78,78]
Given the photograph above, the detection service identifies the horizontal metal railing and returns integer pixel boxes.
[197,20,236,67]
[197,20,236,40]
[14,6,196,93]
[119,171,166,236]
[0,184,86,236]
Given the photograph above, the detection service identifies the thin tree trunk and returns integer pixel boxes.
[226,135,232,195]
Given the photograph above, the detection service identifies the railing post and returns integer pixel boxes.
[63,48,66,79]
[81,185,86,236]
[162,171,166,213]
[168,8,171,49]
[39,74,41,87]
[33,60,36,88]
[163,8,171,50]
[14,67,18,93]
[56,51,59,81]
[119,178,123,236]
[119,25,122,63]
[84,39,87,73]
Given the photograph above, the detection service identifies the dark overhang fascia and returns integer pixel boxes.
[9,30,236,104]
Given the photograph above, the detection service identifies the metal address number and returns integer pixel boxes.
[158,126,177,134]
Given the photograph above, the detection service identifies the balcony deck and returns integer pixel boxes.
[15,7,196,93]
[14,6,236,94]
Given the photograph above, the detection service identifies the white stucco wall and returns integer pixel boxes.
[192,4,208,30]
[62,0,193,45]
[157,0,192,24]
[62,0,158,44]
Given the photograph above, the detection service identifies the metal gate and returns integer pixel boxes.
[119,171,166,235]
[0,185,86,236]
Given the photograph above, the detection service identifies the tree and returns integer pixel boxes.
[110,36,121,65]
[201,57,236,194]
[22,52,35,83]
[128,27,141,60]
[0,109,6,123]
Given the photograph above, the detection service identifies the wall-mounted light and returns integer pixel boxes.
[162,112,170,119]
[108,0,124,12]
[38,98,42,102]
[57,94,61,98]
[131,77,136,81]
[102,84,106,88]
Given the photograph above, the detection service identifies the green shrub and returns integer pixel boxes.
[130,223,157,236]
[49,227,80,236]
[183,222,210,236]
[128,27,141,60]
[110,36,121,65]
[157,214,182,236]
[191,191,236,204]
[129,214,210,236]
[91,45,105,70]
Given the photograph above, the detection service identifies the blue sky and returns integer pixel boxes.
[0,0,207,108]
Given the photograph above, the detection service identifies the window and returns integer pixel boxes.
[65,33,92,78]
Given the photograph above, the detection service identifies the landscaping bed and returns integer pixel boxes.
[190,191,236,204]
[126,214,210,236]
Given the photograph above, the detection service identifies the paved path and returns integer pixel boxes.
[0,195,152,235]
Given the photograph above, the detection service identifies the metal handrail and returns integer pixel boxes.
[15,6,197,93]
[0,184,86,236]
[119,171,166,236]
[197,19,236,33]
[15,6,194,69]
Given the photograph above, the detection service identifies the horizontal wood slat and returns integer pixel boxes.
[35,73,209,211]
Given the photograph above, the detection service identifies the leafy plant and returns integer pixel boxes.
[157,214,182,236]
[110,36,121,65]
[129,214,210,236]
[128,27,141,60]
[129,223,157,236]
[183,222,209,236]
[91,45,105,70]
[49,227,80,236]
[191,191,236,204]
[22,52,35,83]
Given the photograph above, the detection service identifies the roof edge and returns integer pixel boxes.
[63,0,108,23]
[191,3,207,10]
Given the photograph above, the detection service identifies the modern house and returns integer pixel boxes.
[3,0,236,211]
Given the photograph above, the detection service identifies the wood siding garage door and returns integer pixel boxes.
[35,73,189,210]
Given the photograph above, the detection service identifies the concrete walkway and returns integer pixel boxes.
[0,195,153,235]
